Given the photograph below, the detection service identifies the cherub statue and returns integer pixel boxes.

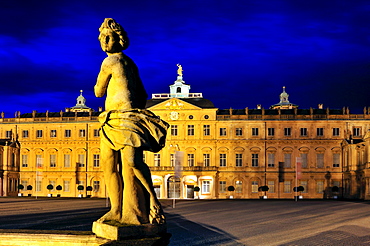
[94,18,168,225]
[176,64,183,77]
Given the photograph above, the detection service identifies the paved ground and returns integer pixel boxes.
[0,198,370,245]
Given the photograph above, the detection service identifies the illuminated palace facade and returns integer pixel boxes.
[1,76,370,200]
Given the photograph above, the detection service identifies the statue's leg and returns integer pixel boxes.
[97,141,122,222]
[120,146,149,225]
[130,148,165,224]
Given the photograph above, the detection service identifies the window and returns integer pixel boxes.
[22,130,29,138]
[251,181,258,193]
[36,130,43,138]
[170,154,174,167]
[187,154,194,167]
[79,129,86,137]
[284,153,291,168]
[93,154,100,167]
[21,180,28,190]
[21,155,28,167]
[78,154,85,167]
[220,128,227,136]
[265,181,274,193]
[268,153,275,167]
[219,154,226,167]
[333,153,340,168]
[353,127,361,137]
[268,128,275,136]
[63,180,70,192]
[36,155,43,168]
[333,128,340,136]
[36,180,42,192]
[64,154,71,168]
[49,181,56,192]
[236,128,243,136]
[235,181,242,193]
[154,154,161,167]
[50,130,57,138]
[203,154,210,167]
[317,128,324,136]
[301,153,308,168]
[171,125,178,136]
[50,154,56,167]
[284,128,291,136]
[202,180,210,193]
[94,129,100,137]
[300,128,307,136]
[219,181,226,193]
[317,153,324,168]
[187,125,194,136]
[5,130,12,139]
[252,154,259,167]
[203,125,210,136]
[300,180,308,193]
[252,128,259,136]
[65,130,71,138]
[93,181,100,192]
[316,181,324,193]
[235,154,243,167]
[284,181,291,193]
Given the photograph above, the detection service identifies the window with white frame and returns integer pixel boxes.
[203,125,210,136]
[268,128,275,136]
[187,154,194,167]
[235,153,243,167]
[235,181,242,193]
[36,130,43,138]
[187,125,194,136]
[235,128,243,136]
[353,127,361,137]
[36,155,43,168]
[300,128,307,136]
[50,130,57,138]
[154,154,161,167]
[284,128,291,136]
[94,129,100,137]
[268,181,275,193]
[78,154,85,167]
[316,153,324,168]
[93,154,100,167]
[22,155,28,167]
[220,128,227,136]
[219,154,226,167]
[65,130,71,138]
[94,181,100,192]
[333,153,340,167]
[268,153,275,167]
[64,154,71,168]
[22,130,29,138]
[251,181,258,193]
[316,180,324,193]
[203,154,210,167]
[252,128,259,136]
[333,128,340,136]
[251,153,259,167]
[301,153,308,168]
[171,125,178,136]
[317,128,324,136]
[79,129,86,137]
[284,153,291,168]
[63,180,70,192]
[219,181,226,193]
[284,181,291,193]
[5,130,12,139]
[202,180,210,193]
[49,154,56,167]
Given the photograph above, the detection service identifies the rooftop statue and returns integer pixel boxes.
[94,18,168,225]
[176,63,183,77]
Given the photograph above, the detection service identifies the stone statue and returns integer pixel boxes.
[94,18,168,225]
[176,64,183,77]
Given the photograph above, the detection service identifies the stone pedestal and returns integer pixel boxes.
[92,221,170,244]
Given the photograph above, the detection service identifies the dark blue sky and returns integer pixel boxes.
[1,0,370,116]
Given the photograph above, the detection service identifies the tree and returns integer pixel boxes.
[26,185,33,197]
[193,186,200,192]
[227,186,235,192]
[56,185,62,197]
[17,184,24,190]
[77,185,84,198]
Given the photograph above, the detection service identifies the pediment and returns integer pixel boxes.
[147,98,203,110]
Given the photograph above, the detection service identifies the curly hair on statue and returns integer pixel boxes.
[98,18,129,50]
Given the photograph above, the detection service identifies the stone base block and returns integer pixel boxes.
[92,221,167,241]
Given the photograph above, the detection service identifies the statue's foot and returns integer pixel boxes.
[149,204,165,224]
[97,210,121,223]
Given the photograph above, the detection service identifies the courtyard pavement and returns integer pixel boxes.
[0,197,370,245]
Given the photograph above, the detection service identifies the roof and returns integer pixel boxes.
[146,98,215,109]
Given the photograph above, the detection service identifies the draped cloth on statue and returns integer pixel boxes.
[98,109,169,152]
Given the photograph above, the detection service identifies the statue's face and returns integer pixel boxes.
[99,28,121,53]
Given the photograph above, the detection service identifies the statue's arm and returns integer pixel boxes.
[95,59,112,97]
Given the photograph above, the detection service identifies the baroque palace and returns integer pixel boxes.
[1,73,370,200]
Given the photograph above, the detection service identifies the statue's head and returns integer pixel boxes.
[98,18,129,53]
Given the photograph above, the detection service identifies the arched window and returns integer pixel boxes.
[176,87,181,93]
[167,176,180,198]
